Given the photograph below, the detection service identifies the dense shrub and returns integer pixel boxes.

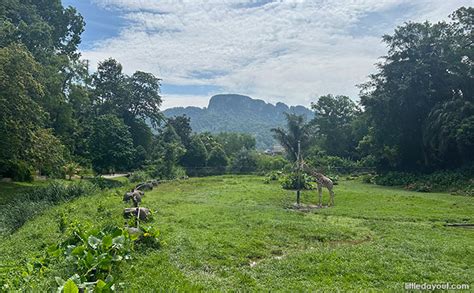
[4,160,34,182]
[231,149,258,173]
[280,172,315,190]
[374,172,417,186]
[256,155,288,172]
[0,200,50,233]
[374,167,474,194]
[3,223,160,291]
[129,171,151,183]
[361,174,376,184]
[0,181,97,233]
[263,171,282,184]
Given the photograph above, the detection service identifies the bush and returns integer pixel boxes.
[7,160,33,182]
[374,172,417,186]
[326,174,339,185]
[361,174,375,184]
[280,172,315,190]
[129,171,151,183]
[263,171,282,184]
[231,149,258,173]
[374,167,474,194]
[20,181,97,203]
[256,155,288,172]
[0,200,50,233]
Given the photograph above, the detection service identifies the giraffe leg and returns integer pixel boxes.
[329,188,335,207]
[317,184,322,207]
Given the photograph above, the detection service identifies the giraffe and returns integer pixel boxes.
[300,161,335,207]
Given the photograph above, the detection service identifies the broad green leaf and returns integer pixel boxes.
[63,279,79,293]
[85,251,94,266]
[71,245,85,256]
[96,279,107,290]
[102,235,113,249]
[111,227,123,238]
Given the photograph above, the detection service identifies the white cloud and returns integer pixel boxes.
[161,94,211,109]
[82,0,471,109]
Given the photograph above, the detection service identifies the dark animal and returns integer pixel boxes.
[149,180,160,187]
[123,207,150,220]
[123,189,144,202]
[136,183,153,191]
[132,192,142,207]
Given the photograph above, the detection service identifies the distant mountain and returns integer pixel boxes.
[163,94,313,149]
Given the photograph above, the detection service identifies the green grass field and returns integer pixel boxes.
[1,175,473,291]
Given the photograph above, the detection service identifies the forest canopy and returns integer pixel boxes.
[0,1,472,181]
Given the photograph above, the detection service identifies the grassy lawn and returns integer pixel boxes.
[1,175,473,291]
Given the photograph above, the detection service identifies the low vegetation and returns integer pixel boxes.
[1,176,473,290]
[0,178,126,234]
[374,167,474,195]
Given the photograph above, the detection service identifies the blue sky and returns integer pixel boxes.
[62,0,470,109]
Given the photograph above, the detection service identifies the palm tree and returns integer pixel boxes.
[63,162,81,180]
[271,113,311,162]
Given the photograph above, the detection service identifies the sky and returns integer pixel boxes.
[62,0,470,109]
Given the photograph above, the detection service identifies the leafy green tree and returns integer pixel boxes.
[271,114,311,162]
[150,124,185,179]
[180,135,208,168]
[0,0,86,149]
[92,59,163,126]
[231,149,258,173]
[29,128,67,176]
[215,132,256,158]
[256,155,288,172]
[92,59,127,116]
[0,0,84,60]
[196,132,221,154]
[311,94,362,158]
[423,98,474,165]
[207,146,229,171]
[0,44,45,177]
[127,71,162,126]
[360,7,473,170]
[168,115,193,147]
[88,115,134,173]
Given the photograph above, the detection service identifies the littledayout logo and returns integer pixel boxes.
[405,282,470,290]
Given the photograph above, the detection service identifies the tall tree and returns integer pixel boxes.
[150,123,185,179]
[311,94,361,158]
[180,135,208,168]
[360,7,473,170]
[0,45,45,176]
[271,114,310,162]
[127,71,162,126]
[207,146,229,172]
[88,115,134,173]
[0,0,84,60]
[168,115,192,147]
[215,132,256,157]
